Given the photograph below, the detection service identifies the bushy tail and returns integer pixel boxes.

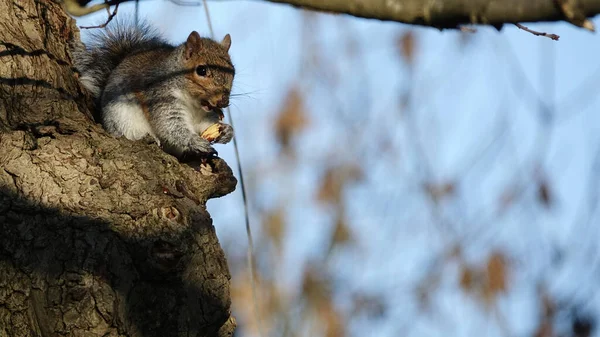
[73,21,171,98]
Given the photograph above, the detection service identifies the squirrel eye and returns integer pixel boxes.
[196,65,207,77]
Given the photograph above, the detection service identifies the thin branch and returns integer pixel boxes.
[514,23,560,40]
[79,2,119,29]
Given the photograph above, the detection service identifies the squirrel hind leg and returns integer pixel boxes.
[102,100,155,141]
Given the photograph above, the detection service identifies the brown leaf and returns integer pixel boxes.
[459,265,476,293]
[397,31,416,66]
[302,265,346,336]
[317,165,363,205]
[331,213,352,247]
[318,168,342,204]
[302,265,331,308]
[265,208,285,252]
[322,303,346,337]
[274,88,309,155]
[483,252,508,303]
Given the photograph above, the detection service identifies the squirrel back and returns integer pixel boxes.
[74,21,173,98]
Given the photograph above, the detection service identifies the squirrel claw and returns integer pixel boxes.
[182,148,218,162]
[199,146,218,158]
[206,149,218,157]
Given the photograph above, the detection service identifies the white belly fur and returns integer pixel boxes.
[104,100,154,141]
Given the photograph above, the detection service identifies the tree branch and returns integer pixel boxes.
[67,0,600,31]
[262,0,600,29]
[267,0,600,28]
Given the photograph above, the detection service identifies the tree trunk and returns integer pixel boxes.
[0,0,237,336]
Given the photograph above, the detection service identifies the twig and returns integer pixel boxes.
[459,26,477,33]
[79,2,119,29]
[514,23,559,41]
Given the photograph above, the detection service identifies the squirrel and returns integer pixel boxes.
[73,22,235,158]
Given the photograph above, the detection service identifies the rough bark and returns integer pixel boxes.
[0,0,237,336]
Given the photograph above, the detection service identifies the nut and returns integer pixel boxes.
[201,123,222,142]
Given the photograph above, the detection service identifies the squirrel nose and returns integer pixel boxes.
[215,95,229,108]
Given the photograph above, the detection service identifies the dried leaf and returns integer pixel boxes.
[331,213,353,247]
[483,252,508,303]
[397,31,416,66]
[317,165,363,205]
[274,88,309,155]
[322,303,346,337]
[302,265,331,309]
[318,168,342,204]
[302,265,346,336]
[459,266,476,293]
[265,208,285,252]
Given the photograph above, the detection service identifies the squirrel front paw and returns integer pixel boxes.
[200,123,234,144]
[214,124,234,144]
[188,137,218,157]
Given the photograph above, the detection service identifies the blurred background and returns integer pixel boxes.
[77,2,600,337]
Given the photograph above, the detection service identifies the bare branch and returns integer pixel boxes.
[260,0,600,30]
[514,23,560,40]
[79,2,119,29]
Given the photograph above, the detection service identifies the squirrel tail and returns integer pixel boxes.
[73,21,171,98]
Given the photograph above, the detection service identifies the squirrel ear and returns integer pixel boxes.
[185,31,202,59]
[221,34,231,52]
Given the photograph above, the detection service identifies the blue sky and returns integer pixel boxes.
[77,2,600,336]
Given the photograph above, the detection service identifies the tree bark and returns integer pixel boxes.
[264,0,600,29]
[0,0,237,336]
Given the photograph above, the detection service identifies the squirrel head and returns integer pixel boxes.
[182,31,234,112]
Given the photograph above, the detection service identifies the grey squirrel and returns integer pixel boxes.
[73,22,235,158]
